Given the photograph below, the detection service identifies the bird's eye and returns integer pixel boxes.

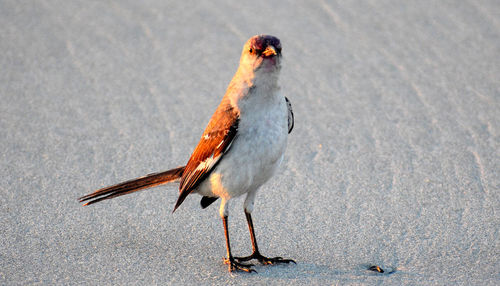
[249,48,253,53]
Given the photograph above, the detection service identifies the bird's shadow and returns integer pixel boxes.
[248,262,400,282]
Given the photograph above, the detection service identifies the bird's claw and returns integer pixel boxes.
[224,257,256,273]
[234,252,296,265]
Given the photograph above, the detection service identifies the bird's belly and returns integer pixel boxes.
[198,106,288,199]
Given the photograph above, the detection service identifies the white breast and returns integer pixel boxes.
[198,88,289,199]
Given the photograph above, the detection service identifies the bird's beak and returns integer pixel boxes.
[262,45,277,57]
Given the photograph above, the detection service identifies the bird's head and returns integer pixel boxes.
[239,35,282,74]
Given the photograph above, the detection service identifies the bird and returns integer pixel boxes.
[79,34,295,273]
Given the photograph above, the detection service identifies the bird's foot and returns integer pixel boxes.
[234,252,296,265]
[223,257,256,273]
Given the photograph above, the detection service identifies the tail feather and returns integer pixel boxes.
[79,166,185,206]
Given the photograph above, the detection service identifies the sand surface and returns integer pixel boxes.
[1,1,499,284]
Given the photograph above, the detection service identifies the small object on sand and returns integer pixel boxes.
[368,265,384,273]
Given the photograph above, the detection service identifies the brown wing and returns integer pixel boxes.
[173,103,239,211]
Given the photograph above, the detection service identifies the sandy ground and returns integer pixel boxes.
[1,0,499,285]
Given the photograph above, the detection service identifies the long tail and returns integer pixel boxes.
[79,166,185,206]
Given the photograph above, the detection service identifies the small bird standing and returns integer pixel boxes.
[79,35,295,273]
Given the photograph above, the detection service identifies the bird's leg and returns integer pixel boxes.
[234,211,296,265]
[222,215,256,273]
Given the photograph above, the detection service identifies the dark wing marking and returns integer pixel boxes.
[173,104,239,212]
[285,96,294,133]
[200,196,219,209]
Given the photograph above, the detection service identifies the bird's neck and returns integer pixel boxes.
[224,69,279,116]
[235,67,279,92]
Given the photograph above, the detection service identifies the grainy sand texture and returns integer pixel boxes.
[1,1,499,285]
